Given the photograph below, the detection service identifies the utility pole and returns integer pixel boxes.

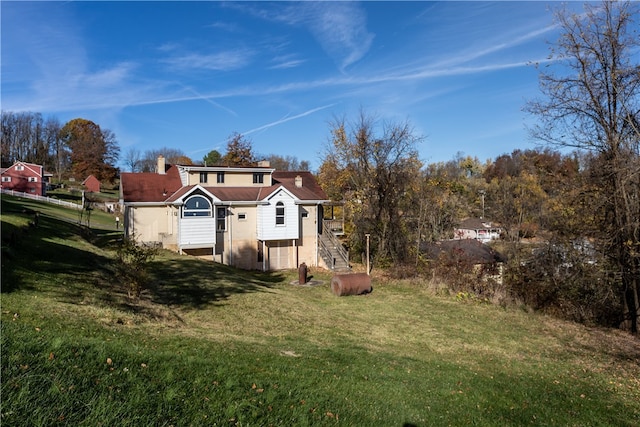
[365,233,370,275]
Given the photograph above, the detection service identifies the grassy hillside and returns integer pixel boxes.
[2,195,639,426]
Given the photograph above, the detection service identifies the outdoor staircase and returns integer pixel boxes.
[319,221,350,271]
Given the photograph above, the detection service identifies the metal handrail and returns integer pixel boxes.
[321,220,349,268]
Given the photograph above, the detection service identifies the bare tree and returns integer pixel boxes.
[259,154,310,171]
[320,111,423,265]
[123,147,142,172]
[139,147,187,172]
[525,0,640,333]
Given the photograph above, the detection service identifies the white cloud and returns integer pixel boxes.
[269,55,306,70]
[162,49,254,72]
[235,2,374,72]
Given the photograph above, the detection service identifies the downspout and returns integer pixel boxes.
[228,207,232,266]
[315,207,319,268]
[178,206,183,255]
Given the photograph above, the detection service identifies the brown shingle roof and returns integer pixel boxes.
[457,218,499,230]
[122,168,328,204]
[272,171,328,201]
[120,165,182,203]
[421,239,506,264]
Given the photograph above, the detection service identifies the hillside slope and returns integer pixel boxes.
[2,195,639,426]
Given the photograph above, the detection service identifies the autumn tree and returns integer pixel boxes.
[59,118,119,183]
[319,111,423,266]
[174,155,194,166]
[525,0,640,333]
[222,132,256,166]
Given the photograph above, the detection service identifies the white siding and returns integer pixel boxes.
[179,217,216,246]
[257,190,299,240]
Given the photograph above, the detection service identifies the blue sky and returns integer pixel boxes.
[2,1,585,171]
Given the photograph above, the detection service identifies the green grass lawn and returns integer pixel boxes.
[2,195,639,426]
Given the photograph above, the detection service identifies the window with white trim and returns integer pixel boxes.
[275,201,285,225]
[28,177,38,182]
[183,195,212,217]
[2,177,11,182]
[199,172,208,183]
[253,173,264,184]
[16,165,24,171]
[217,207,227,231]
[217,172,225,183]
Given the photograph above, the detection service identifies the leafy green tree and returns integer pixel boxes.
[203,149,222,166]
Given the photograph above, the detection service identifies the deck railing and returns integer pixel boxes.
[323,219,344,235]
[320,220,349,268]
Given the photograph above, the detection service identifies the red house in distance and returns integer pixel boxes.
[82,174,101,193]
[0,161,51,196]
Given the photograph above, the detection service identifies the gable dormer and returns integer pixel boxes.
[177,165,275,187]
[256,187,300,241]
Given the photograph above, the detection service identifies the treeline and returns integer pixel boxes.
[317,0,639,334]
[1,112,120,183]
[1,112,311,179]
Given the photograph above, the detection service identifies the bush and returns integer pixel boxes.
[114,236,158,300]
[505,240,623,327]
[427,250,506,303]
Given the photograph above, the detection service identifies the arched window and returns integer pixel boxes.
[183,195,212,217]
[275,201,285,225]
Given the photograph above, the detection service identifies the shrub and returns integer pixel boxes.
[505,240,623,327]
[114,236,158,300]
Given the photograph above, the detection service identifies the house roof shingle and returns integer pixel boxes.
[421,239,506,264]
[457,218,500,230]
[122,167,328,204]
[120,165,183,203]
